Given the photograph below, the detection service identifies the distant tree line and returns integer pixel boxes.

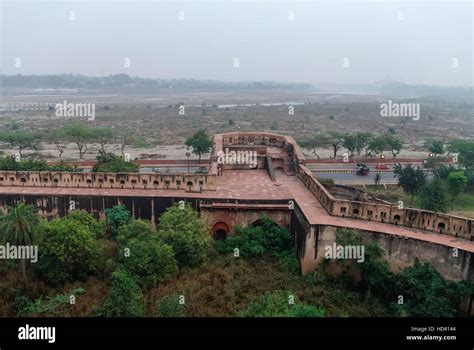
[0,74,312,91]
[300,132,403,159]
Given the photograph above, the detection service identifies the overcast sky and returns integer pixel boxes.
[1,0,472,86]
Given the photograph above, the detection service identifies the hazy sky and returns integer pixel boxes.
[1,0,472,86]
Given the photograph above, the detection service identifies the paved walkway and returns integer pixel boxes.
[1,169,473,253]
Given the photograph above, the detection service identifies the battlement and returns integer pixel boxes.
[0,170,216,192]
[297,163,473,240]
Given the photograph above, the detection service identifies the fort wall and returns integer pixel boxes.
[0,170,217,192]
[297,163,474,240]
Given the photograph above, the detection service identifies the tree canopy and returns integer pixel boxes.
[158,203,212,268]
[36,216,104,285]
[394,164,426,203]
[419,177,449,213]
[185,129,213,162]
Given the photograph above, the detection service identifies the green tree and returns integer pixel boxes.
[117,131,136,157]
[448,139,474,170]
[419,177,449,213]
[335,229,396,299]
[0,130,39,157]
[384,134,403,158]
[91,152,138,173]
[216,216,293,258]
[36,217,104,285]
[49,129,67,158]
[240,291,325,317]
[91,128,113,154]
[0,157,77,172]
[447,171,468,209]
[432,164,457,180]
[334,229,471,316]
[356,132,373,156]
[117,219,156,244]
[327,131,345,159]
[119,238,178,289]
[299,133,330,159]
[155,294,187,317]
[67,210,106,239]
[158,203,212,268]
[185,129,213,163]
[394,164,426,204]
[60,124,92,159]
[427,139,444,157]
[343,133,359,158]
[105,204,132,237]
[0,157,47,171]
[391,261,471,317]
[101,269,145,317]
[366,135,388,158]
[0,203,39,285]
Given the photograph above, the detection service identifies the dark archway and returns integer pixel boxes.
[212,222,229,240]
[215,229,227,240]
[251,218,279,228]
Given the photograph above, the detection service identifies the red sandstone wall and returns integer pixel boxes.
[0,171,216,192]
[297,164,473,240]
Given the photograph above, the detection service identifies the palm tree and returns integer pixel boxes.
[0,202,39,286]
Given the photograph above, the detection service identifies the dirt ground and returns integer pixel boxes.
[1,90,472,162]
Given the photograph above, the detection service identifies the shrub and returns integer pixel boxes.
[158,203,212,268]
[92,152,138,173]
[390,261,471,317]
[105,204,132,237]
[155,294,187,317]
[335,229,471,317]
[117,219,156,244]
[318,177,335,186]
[275,248,300,274]
[119,238,178,289]
[67,210,106,239]
[101,269,145,317]
[216,216,293,258]
[16,288,85,317]
[36,217,104,285]
[419,177,449,213]
[240,291,325,317]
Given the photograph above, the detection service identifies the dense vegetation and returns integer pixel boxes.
[0,157,79,172]
[332,229,471,317]
[0,203,471,317]
[91,152,138,173]
[394,163,470,213]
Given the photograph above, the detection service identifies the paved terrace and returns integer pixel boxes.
[1,169,473,253]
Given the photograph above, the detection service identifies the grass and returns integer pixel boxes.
[363,185,474,218]
[449,190,474,218]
